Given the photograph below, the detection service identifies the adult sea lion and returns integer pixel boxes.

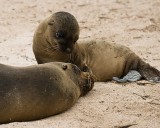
[0,62,94,124]
[33,12,160,83]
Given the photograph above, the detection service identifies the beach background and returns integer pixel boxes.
[0,0,160,128]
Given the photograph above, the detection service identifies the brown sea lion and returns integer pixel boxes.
[0,62,94,124]
[33,12,160,83]
[71,40,160,82]
[33,11,79,64]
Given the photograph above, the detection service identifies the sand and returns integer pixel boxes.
[0,0,160,128]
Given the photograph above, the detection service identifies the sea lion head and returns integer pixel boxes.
[47,11,80,54]
[54,62,94,96]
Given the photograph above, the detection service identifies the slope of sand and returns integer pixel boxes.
[0,0,160,128]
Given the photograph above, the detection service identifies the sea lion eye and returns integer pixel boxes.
[82,65,89,72]
[56,31,64,39]
[62,64,68,70]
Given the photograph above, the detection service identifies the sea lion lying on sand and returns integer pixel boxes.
[0,62,94,124]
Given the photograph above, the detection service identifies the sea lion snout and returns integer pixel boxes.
[57,63,94,96]
[56,40,74,54]
[80,72,95,96]
[65,63,95,96]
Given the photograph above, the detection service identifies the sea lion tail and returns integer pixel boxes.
[138,60,160,83]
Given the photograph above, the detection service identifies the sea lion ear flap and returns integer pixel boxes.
[48,21,54,25]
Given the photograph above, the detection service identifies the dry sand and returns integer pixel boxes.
[0,0,160,128]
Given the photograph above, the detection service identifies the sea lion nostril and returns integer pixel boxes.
[62,64,68,70]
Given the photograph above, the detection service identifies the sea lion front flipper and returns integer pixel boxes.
[112,70,142,83]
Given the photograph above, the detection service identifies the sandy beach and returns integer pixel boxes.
[0,0,160,128]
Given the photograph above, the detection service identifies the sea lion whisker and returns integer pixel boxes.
[44,37,60,51]
[87,74,92,89]
[51,44,59,49]
[43,45,59,52]
[43,46,53,52]
[43,45,53,51]
[47,50,57,57]
[49,44,60,51]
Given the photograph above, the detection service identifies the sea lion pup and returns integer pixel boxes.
[33,11,79,64]
[71,40,160,82]
[32,12,160,83]
[0,62,94,124]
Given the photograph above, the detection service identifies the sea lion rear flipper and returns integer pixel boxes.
[112,70,142,83]
[139,64,160,83]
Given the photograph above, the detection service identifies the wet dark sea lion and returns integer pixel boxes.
[0,62,94,124]
[33,12,160,83]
